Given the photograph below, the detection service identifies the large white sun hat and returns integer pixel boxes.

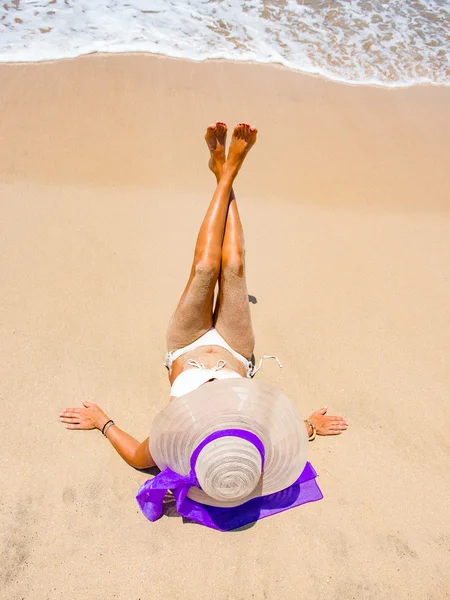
[149,377,308,508]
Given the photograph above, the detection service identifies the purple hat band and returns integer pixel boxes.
[190,428,266,472]
[136,428,323,531]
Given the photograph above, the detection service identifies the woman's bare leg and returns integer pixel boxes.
[166,122,256,351]
[208,124,256,360]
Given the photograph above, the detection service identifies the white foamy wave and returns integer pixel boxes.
[1,0,449,87]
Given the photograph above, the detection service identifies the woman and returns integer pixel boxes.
[59,123,348,530]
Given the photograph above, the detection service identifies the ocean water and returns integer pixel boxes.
[1,0,449,87]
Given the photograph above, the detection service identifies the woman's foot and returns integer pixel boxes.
[223,123,257,177]
[205,121,227,181]
[305,406,349,437]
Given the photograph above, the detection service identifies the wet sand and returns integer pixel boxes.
[1,54,449,600]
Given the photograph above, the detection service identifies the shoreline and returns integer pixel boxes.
[1,50,448,90]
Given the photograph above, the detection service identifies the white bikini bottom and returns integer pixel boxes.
[166,328,283,398]
[166,328,251,373]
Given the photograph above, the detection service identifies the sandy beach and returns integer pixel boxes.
[1,54,449,600]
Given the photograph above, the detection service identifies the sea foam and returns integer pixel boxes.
[1,0,449,87]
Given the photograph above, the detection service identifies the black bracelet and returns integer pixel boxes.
[101,419,114,435]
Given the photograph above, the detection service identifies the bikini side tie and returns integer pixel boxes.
[251,355,283,377]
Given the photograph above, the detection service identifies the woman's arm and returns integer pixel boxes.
[104,428,155,469]
[59,402,156,469]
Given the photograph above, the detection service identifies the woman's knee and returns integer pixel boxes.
[193,256,221,283]
[221,249,245,277]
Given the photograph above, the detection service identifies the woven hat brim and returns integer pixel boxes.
[150,379,308,508]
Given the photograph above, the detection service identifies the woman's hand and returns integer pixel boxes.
[59,402,110,431]
[307,406,348,436]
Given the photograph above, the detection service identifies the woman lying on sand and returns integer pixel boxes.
[59,123,348,530]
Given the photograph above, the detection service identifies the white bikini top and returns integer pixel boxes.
[170,359,243,398]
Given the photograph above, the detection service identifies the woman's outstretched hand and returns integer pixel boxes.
[59,402,110,431]
[307,406,348,436]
